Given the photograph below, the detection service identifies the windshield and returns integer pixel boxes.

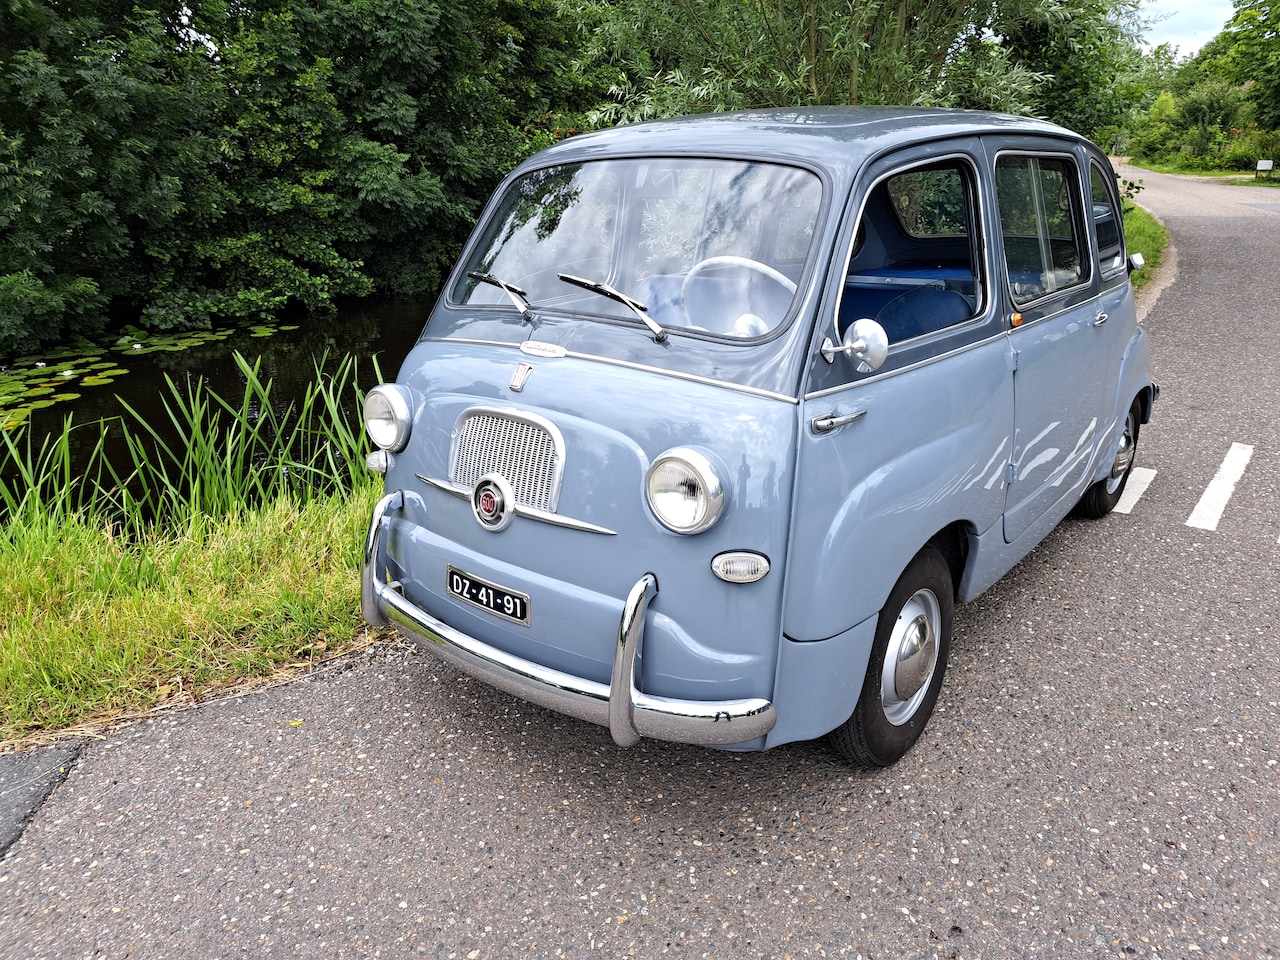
[452,158,823,340]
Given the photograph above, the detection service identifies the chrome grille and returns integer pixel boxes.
[451,410,562,512]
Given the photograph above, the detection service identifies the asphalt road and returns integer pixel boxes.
[2,169,1278,960]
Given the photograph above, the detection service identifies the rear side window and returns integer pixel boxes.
[996,155,1088,306]
[1089,162,1125,277]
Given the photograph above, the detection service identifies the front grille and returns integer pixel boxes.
[451,410,562,512]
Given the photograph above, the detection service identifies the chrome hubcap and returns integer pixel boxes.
[881,589,940,726]
[1110,412,1136,480]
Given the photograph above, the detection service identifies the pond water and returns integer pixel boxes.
[1,297,428,477]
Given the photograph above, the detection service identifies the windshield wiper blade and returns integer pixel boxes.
[467,271,535,323]
[558,273,667,343]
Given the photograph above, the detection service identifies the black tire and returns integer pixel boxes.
[829,545,953,767]
[1074,399,1141,519]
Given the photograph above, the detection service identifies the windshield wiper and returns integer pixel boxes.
[558,273,667,343]
[467,271,535,323]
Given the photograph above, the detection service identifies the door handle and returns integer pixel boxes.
[1092,312,1109,327]
[812,409,867,433]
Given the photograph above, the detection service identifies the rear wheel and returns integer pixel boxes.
[829,545,953,767]
[1074,399,1140,519]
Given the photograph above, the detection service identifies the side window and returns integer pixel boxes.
[1089,162,1125,277]
[840,159,982,345]
[995,155,1088,306]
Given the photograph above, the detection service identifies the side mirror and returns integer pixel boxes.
[1127,252,1145,274]
[821,318,889,373]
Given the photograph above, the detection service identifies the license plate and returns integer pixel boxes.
[446,566,530,626]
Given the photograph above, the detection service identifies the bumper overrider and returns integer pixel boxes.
[361,492,777,747]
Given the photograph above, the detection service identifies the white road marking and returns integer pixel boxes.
[1114,467,1157,514]
[1186,443,1254,531]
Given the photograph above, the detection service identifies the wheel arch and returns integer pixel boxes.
[927,521,973,603]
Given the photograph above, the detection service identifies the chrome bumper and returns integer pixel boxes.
[362,492,776,748]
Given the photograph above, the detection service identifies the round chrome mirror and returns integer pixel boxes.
[843,318,888,373]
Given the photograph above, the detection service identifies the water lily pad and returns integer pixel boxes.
[26,398,57,410]
[2,409,30,431]
[80,376,114,386]
[98,368,129,377]
[52,392,82,402]
[24,386,55,398]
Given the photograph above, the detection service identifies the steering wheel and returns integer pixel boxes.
[680,256,797,331]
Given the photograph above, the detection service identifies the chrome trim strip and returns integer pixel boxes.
[418,475,618,536]
[804,329,1008,401]
[362,501,776,746]
[420,337,799,405]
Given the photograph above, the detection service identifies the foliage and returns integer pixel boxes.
[1121,197,1164,292]
[1126,0,1280,170]
[1220,0,1280,129]
[0,0,600,358]
[0,348,386,740]
[0,351,372,531]
[575,0,1050,122]
[989,0,1146,142]
[572,0,1151,135]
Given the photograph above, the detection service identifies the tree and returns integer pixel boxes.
[576,0,1150,136]
[0,0,600,356]
[988,0,1147,141]
[0,4,222,351]
[1219,0,1280,129]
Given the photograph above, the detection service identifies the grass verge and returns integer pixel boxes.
[1,352,388,745]
[0,483,384,743]
[1124,205,1167,293]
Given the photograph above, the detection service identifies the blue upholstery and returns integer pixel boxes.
[838,283,903,333]
[874,287,973,343]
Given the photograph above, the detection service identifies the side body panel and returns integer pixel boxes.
[785,337,1014,644]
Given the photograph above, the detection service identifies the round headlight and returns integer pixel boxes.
[363,385,412,452]
[646,447,725,534]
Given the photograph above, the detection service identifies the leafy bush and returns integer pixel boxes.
[0,0,602,359]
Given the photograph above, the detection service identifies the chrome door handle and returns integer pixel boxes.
[812,409,867,433]
[1092,312,1109,327]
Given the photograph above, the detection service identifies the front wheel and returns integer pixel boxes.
[829,545,953,767]
[1074,399,1141,519]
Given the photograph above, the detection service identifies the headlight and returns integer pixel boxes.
[645,447,725,534]
[363,384,412,452]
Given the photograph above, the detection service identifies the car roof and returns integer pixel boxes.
[527,106,1085,177]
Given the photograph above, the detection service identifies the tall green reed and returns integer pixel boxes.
[0,350,378,535]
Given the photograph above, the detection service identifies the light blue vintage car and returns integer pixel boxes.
[361,108,1157,766]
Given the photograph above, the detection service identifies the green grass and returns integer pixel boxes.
[0,352,388,744]
[0,486,383,741]
[1123,205,1167,293]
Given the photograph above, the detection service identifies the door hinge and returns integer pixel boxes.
[1008,349,1021,372]
[1005,462,1016,485]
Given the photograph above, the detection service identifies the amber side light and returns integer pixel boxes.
[1011,312,1024,327]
